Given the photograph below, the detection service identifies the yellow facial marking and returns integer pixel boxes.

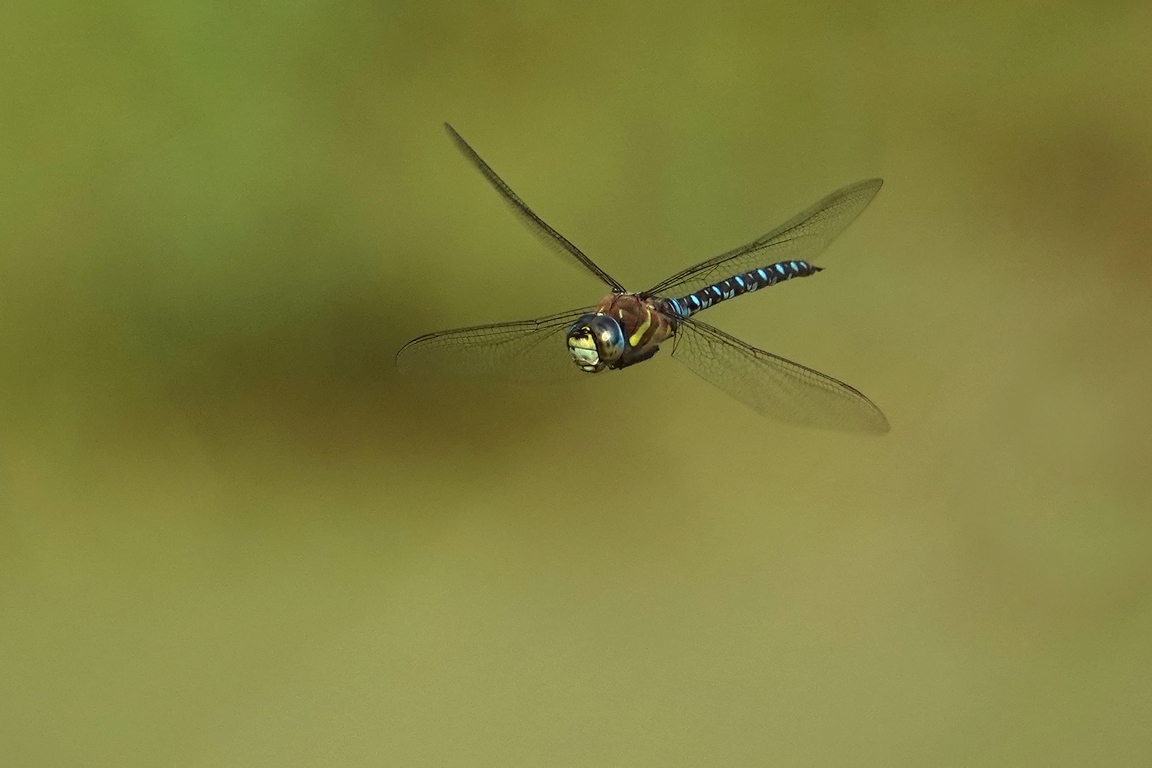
[567,331,599,369]
[629,307,653,348]
[569,336,594,350]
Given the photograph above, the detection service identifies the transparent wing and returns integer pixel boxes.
[445,124,626,293]
[672,319,889,434]
[645,179,883,298]
[396,307,592,384]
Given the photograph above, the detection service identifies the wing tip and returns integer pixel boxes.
[849,177,884,200]
[865,413,892,435]
[394,334,430,375]
[394,343,413,374]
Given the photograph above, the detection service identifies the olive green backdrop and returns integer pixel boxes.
[2,1,1150,766]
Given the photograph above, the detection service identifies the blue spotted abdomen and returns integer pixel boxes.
[663,260,821,318]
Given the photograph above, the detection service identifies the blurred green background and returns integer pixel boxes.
[2,1,1151,765]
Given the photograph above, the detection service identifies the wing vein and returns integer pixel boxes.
[446,124,626,293]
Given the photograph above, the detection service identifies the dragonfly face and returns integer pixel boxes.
[566,313,625,372]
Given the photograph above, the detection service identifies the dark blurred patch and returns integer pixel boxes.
[962,110,1152,277]
[150,282,594,458]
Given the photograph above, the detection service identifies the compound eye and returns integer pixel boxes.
[587,315,625,362]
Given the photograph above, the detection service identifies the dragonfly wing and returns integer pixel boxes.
[646,179,882,297]
[396,307,592,384]
[672,319,889,434]
[445,124,626,294]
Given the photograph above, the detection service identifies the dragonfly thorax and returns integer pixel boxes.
[566,313,625,373]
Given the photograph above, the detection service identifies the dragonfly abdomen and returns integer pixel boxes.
[665,260,821,318]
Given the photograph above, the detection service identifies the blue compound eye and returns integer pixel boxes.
[566,313,625,372]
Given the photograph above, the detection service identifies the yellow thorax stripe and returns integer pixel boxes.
[628,307,652,348]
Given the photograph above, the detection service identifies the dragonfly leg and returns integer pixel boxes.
[612,344,662,370]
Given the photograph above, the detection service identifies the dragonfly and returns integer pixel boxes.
[397,124,890,434]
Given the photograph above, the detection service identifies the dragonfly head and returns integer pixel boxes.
[566,313,625,373]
